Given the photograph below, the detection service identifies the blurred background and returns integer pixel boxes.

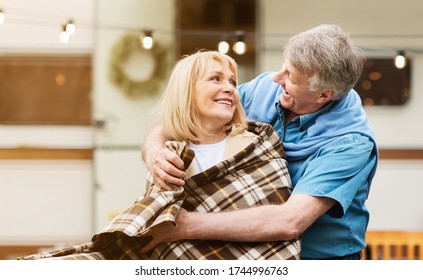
[0,0,422,259]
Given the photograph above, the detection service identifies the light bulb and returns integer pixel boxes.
[218,40,229,54]
[66,20,75,35]
[233,31,247,55]
[142,36,153,49]
[395,51,406,69]
[233,41,247,55]
[0,9,5,24]
[141,30,154,49]
[60,25,69,43]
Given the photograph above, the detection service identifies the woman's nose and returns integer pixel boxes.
[222,81,235,93]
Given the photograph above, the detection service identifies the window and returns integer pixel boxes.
[354,58,411,106]
[0,55,92,124]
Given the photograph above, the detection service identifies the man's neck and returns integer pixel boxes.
[284,110,299,124]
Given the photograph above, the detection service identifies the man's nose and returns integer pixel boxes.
[272,71,284,85]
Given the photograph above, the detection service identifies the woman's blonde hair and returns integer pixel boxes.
[155,50,247,141]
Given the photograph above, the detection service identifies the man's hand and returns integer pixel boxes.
[142,125,187,190]
[145,146,187,190]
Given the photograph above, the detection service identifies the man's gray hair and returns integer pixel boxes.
[283,24,365,100]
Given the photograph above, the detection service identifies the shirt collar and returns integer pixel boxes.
[275,100,336,131]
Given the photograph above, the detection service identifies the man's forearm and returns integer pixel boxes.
[176,194,335,243]
[179,205,298,242]
[141,125,166,163]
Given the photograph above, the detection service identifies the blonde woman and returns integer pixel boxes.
[20,51,300,260]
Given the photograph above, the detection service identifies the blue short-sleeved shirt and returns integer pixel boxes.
[238,72,378,259]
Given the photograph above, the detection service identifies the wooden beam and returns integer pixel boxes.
[0,148,92,160]
[379,149,423,160]
[0,148,422,160]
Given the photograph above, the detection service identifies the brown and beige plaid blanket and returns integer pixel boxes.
[19,121,300,260]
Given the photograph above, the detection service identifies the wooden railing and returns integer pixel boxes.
[362,231,423,260]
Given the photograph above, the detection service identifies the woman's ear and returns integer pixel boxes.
[317,89,335,104]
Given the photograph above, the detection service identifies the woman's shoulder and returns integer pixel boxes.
[224,129,257,159]
[228,129,257,145]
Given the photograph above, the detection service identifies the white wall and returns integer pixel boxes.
[0,0,94,52]
[367,160,423,230]
[0,0,96,246]
[0,160,93,242]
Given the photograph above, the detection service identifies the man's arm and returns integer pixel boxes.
[142,125,187,189]
[140,193,336,252]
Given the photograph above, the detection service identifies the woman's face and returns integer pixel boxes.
[194,60,239,130]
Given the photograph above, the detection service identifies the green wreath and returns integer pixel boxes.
[109,32,168,98]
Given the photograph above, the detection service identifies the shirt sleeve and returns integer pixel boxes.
[292,133,376,218]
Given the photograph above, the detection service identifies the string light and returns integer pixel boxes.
[59,19,75,43]
[0,9,5,24]
[0,7,421,60]
[394,50,406,69]
[59,25,70,43]
[217,35,230,54]
[65,19,75,35]
[140,30,154,49]
[233,31,247,55]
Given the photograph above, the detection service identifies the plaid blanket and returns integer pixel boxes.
[19,121,300,260]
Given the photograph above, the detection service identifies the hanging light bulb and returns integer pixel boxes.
[65,19,75,35]
[141,30,154,49]
[233,41,247,55]
[0,9,5,24]
[60,25,70,43]
[395,51,406,69]
[218,36,230,54]
[233,31,247,55]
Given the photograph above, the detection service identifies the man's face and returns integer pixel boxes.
[272,58,324,115]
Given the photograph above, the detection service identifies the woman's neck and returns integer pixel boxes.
[191,127,228,145]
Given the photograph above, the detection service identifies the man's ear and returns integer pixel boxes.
[317,89,335,104]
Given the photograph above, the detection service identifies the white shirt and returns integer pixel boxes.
[189,136,229,173]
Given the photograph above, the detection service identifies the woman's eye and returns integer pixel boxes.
[230,80,237,87]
